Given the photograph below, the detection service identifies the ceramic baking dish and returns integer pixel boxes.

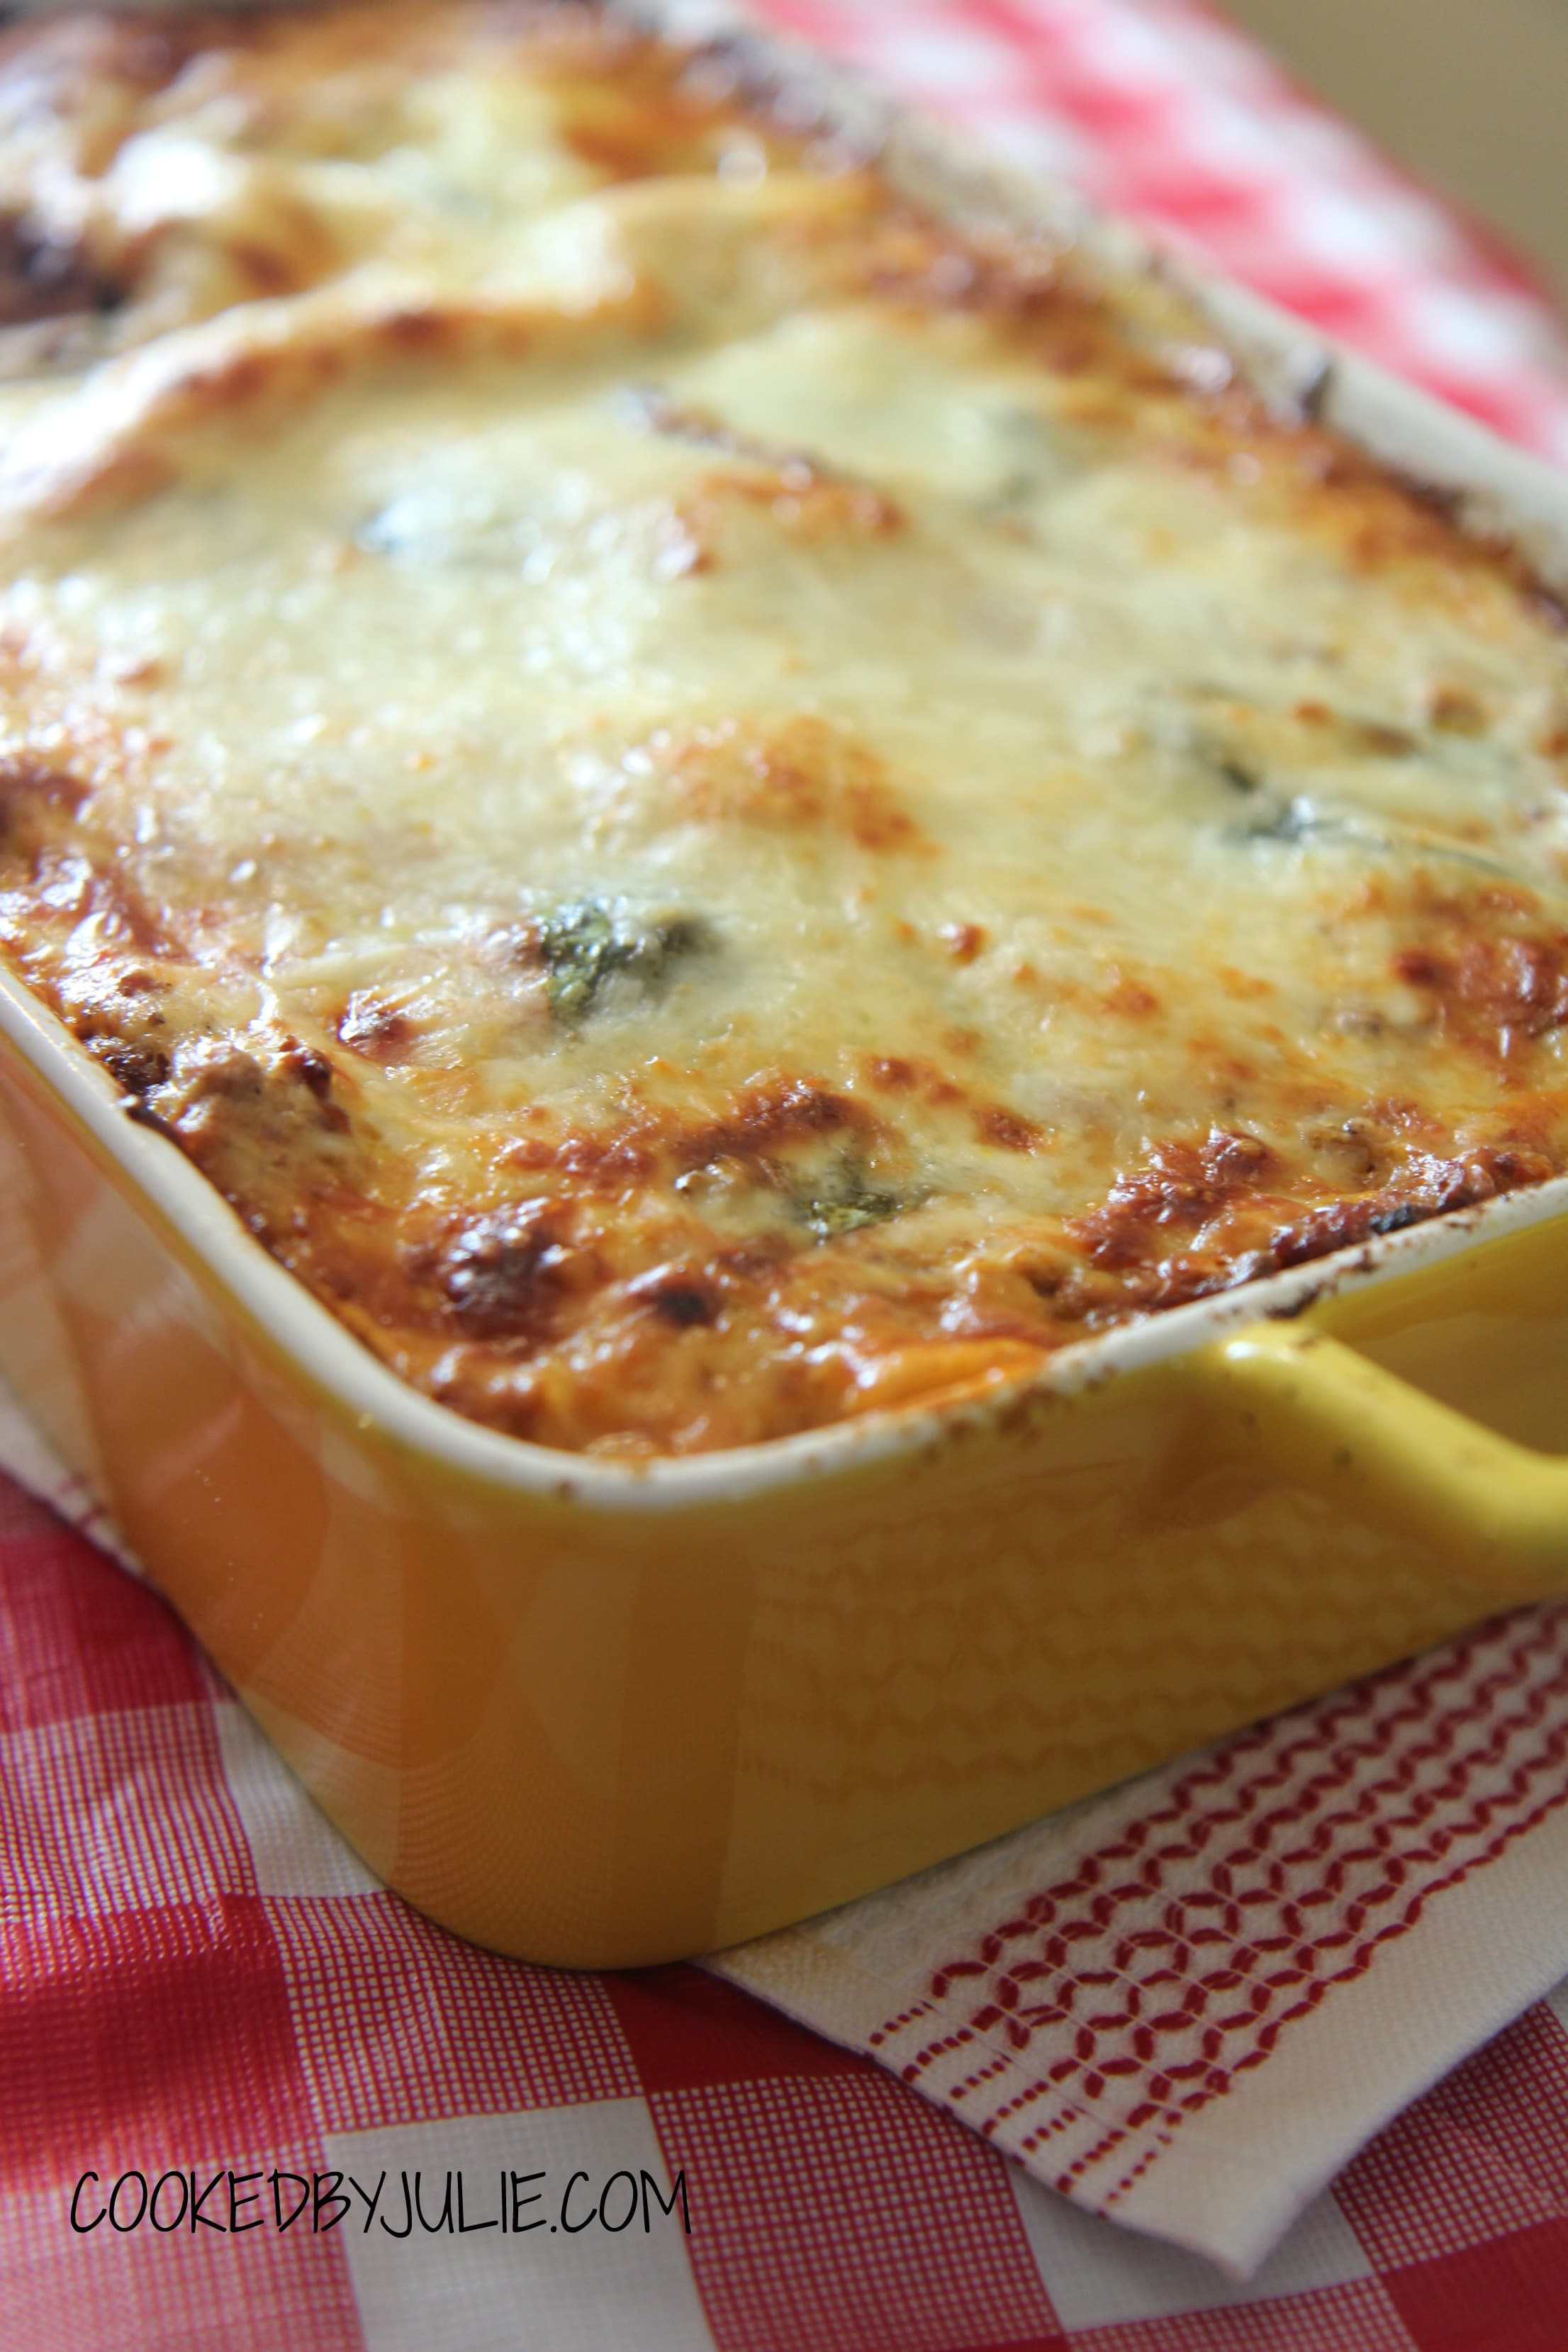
[4,0,1568,1968]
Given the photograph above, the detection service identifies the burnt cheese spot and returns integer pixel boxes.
[676,1077,872,1172]
[0,215,122,327]
[1393,929,1568,1060]
[940,922,986,963]
[627,1264,721,1326]
[436,1205,576,1340]
[975,1104,1041,1153]
[337,991,414,1058]
[97,1038,169,1096]
[0,754,89,843]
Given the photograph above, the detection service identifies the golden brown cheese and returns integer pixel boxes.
[1,2,1567,1456]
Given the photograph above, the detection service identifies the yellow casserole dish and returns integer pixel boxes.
[1,0,1567,1964]
[6,978,1568,1966]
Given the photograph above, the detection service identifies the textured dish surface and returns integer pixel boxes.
[1,1,1567,1455]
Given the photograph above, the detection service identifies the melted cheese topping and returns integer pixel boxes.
[1,3,1567,1455]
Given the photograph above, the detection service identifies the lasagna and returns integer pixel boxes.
[0,1,1566,1456]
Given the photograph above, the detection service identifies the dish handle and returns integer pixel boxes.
[1186,1321,1568,1603]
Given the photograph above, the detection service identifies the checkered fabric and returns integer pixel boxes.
[9,1,1568,2343]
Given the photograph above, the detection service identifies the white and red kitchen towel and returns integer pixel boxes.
[712,1604,1568,2279]
[9,1,1568,2345]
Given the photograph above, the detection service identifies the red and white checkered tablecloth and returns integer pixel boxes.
[9,4,1568,2348]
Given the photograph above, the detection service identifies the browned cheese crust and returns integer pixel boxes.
[0,2,1566,1454]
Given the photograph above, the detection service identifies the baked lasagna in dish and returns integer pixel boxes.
[0,0,1566,1457]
